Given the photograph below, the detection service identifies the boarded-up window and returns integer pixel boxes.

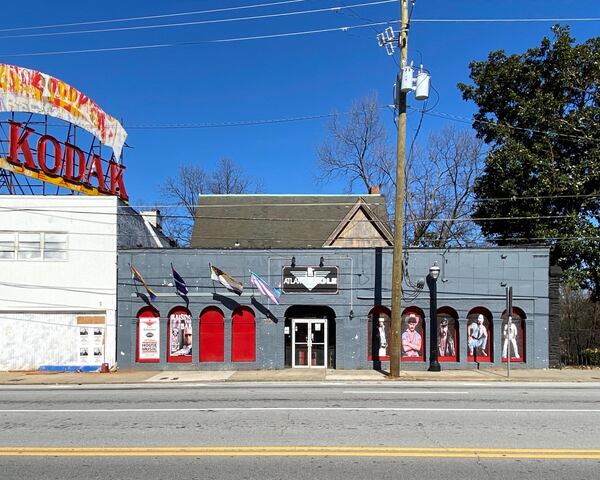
[232,307,256,362]
[199,307,224,362]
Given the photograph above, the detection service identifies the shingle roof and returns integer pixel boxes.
[190,194,392,249]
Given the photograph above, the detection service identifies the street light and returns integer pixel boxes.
[428,262,441,372]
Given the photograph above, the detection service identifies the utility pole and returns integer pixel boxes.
[389,0,409,378]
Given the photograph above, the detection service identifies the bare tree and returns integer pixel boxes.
[209,158,251,194]
[405,126,484,247]
[317,94,483,247]
[159,159,257,245]
[317,93,392,193]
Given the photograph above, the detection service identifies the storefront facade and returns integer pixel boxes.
[0,195,170,371]
[117,246,554,370]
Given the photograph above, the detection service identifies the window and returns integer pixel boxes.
[18,233,41,260]
[43,233,67,260]
[167,307,193,363]
[467,307,493,363]
[0,232,68,261]
[501,307,526,363]
[136,306,161,363]
[367,307,391,361]
[0,233,15,259]
[401,307,426,361]
[437,306,459,362]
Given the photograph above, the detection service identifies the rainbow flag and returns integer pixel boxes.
[130,264,157,301]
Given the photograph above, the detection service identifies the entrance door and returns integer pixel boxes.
[292,319,327,368]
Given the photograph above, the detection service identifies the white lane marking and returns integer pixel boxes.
[0,407,599,413]
[344,391,469,395]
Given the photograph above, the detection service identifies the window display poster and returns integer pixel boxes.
[401,312,424,360]
[467,313,492,362]
[137,316,160,362]
[168,308,193,361]
[367,310,391,361]
[502,317,524,362]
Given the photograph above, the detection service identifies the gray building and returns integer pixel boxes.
[116,246,556,370]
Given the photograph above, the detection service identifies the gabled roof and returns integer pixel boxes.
[190,194,392,249]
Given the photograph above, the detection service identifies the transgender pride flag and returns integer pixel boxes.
[250,271,282,305]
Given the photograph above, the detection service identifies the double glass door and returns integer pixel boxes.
[292,319,327,368]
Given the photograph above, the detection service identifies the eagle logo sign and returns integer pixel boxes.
[290,267,331,291]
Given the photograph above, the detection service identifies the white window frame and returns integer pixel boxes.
[0,232,68,262]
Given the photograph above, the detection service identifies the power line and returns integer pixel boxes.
[0,20,400,57]
[124,113,336,129]
[408,106,600,145]
[0,0,308,33]
[411,17,600,23]
[0,1,396,40]
[0,204,595,226]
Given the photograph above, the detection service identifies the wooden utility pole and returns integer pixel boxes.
[389,0,409,378]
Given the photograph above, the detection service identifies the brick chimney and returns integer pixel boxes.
[368,185,380,194]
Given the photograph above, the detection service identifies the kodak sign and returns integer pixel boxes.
[0,121,128,201]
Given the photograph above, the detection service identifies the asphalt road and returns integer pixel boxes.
[1,381,599,479]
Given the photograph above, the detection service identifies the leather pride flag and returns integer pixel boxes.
[210,264,243,296]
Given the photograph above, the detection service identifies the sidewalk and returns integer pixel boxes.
[0,367,599,385]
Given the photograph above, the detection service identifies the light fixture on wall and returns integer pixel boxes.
[319,256,324,267]
[291,256,296,267]
[349,309,354,320]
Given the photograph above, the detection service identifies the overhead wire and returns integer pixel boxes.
[0,0,309,32]
[407,106,600,145]
[0,20,400,58]
[0,1,397,40]
[0,204,597,228]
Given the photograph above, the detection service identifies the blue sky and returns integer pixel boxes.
[2,0,599,206]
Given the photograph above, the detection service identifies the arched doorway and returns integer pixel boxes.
[284,305,336,369]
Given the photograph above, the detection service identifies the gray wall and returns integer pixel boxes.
[117,247,551,370]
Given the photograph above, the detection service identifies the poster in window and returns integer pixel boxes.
[502,317,524,362]
[437,315,458,362]
[137,315,160,362]
[368,310,391,361]
[168,308,193,362]
[467,313,492,362]
[401,312,424,360]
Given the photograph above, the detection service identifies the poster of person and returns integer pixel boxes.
[401,313,423,359]
[368,311,391,360]
[78,323,105,364]
[502,316,524,362]
[437,316,457,361]
[467,313,491,361]
[78,326,89,364]
[168,308,193,361]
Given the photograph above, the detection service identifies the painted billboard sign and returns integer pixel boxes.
[0,121,128,201]
[0,64,127,158]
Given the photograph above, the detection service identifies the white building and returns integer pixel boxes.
[0,195,169,371]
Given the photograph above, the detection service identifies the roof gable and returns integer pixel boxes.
[323,198,393,247]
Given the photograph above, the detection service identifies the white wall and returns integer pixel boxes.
[0,195,118,370]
